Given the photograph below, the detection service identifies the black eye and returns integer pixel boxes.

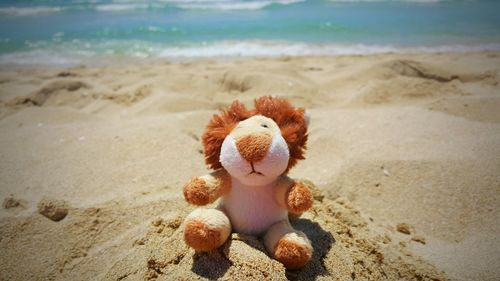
[261,124,268,128]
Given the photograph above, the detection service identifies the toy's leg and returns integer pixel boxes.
[263,220,312,269]
[183,208,231,251]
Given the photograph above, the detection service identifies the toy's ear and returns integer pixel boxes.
[202,100,252,170]
[253,96,308,172]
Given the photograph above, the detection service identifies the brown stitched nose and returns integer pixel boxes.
[235,133,272,163]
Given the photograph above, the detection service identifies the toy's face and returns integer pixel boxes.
[219,115,290,186]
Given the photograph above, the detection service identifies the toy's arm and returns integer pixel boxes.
[275,176,313,215]
[183,169,231,206]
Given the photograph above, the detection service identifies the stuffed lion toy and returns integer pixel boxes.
[182,96,313,269]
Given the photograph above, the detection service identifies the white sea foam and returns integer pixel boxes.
[157,0,234,3]
[95,0,299,12]
[166,0,303,10]
[327,0,442,2]
[95,3,149,12]
[158,41,500,58]
[0,50,83,66]
[0,6,63,16]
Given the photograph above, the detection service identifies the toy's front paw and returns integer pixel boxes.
[286,181,313,214]
[183,178,211,205]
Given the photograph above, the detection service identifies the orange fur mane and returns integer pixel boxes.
[202,96,308,173]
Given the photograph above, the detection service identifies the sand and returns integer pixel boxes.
[0,52,499,281]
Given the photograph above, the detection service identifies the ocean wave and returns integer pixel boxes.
[0,50,82,65]
[94,0,303,11]
[0,6,63,16]
[170,0,303,11]
[326,0,443,2]
[2,41,500,65]
[95,3,150,12]
[0,0,436,16]
[0,0,300,17]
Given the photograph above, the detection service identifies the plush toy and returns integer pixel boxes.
[182,96,313,269]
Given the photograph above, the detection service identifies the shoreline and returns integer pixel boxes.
[1,42,500,67]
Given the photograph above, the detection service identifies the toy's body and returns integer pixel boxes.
[222,176,287,234]
[182,97,313,269]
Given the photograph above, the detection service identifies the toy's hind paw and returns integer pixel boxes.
[273,234,312,269]
[183,208,231,252]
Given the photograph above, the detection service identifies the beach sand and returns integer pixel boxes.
[0,52,499,280]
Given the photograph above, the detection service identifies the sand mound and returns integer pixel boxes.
[378,59,496,84]
[216,68,318,107]
[347,60,469,106]
[320,58,498,107]
[353,77,463,106]
[382,60,457,82]
[99,84,153,106]
[5,78,153,111]
[0,183,446,281]
[9,80,91,107]
[120,182,445,280]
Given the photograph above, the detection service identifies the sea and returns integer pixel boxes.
[1,0,500,65]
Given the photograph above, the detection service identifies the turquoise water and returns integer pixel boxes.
[1,0,500,64]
